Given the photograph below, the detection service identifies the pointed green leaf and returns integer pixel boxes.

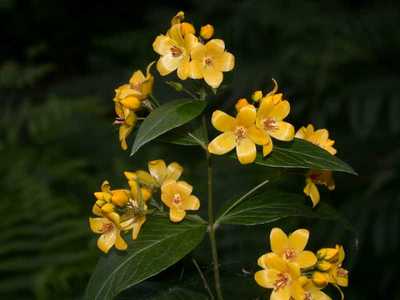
[131,99,207,155]
[217,190,352,228]
[84,216,207,300]
[159,118,207,148]
[230,138,356,175]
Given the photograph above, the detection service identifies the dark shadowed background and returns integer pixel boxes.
[1,0,399,299]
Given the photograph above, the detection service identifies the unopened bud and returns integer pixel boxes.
[181,22,195,35]
[251,90,263,102]
[235,98,250,111]
[312,272,328,288]
[200,24,214,40]
[166,81,184,92]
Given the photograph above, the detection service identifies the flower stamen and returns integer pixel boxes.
[171,46,183,57]
[172,193,182,206]
[263,118,278,131]
[234,126,247,141]
[274,273,290,291]
[283,248,296,260]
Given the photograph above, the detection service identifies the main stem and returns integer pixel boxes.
[203,116,224,300]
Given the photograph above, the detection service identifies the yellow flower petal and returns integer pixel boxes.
[208,132,236,155]
[176,180,193,196]
[247,125,269,145]
[115,231,128,250]
[177,56,190,80]
[184,33,199,52]
[129,70,146,86]
[92,204,103,216]
[236,138,256,164]
[119,124,133,151]
[304,180,320,207]
[206,39,225,54]
[148,160,167,184]
[189,60,203,79]
[262,134,273,156]
[236,105,256,127]
[214,52,235,72]
[268,121,295,141]
[203,67,223,88]
[182,195,200,210]
[257,253,268,268]
[268,100,290,121]
[295,251,317,268]
[270,227,289,255]
[166,162,183,182]
[191,44,206,61]
[121,96,141,110]
[169,208,186,222]
[97,229,117,253]
[167,24,185,45]
[157,55,181,76]
[271,286,291,300]
[264,253,287,272]
[101,180,111,192]
[153,35,175,56]
[211,110,236,132]
[288,229,310,253]
[132,217,146,240]
[89,217,111,234]
[254,269,280,289]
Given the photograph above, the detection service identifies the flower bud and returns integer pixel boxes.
[251,90,263,102]
[111,190,129,206]
[181,22,195,35]
[317,247,339,261]
[200,24,214,40]
[101,203,115,213]
[171,11,185,25]
[317,260,332,271]
[121,96,141,110]
[235,98,250,111]
[312,272,328,288]
[166,81,184,92]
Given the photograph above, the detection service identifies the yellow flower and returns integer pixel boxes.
[208,105,268,164]
[153,23,199,80]
[161,179,200,222]
[259,227,317,269]
[189,39,235,88]
[92,181,121,225]
[114,62,154,108]
[255,83,295,156]
[303,170,335,207]
[295,124,337,155]
[325,245,349,287]
[89,217,127,253]
[260,79,284,105]
[200,24,214,40]
[255,252,304,300]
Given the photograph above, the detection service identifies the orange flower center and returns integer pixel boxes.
[234,126,247,141]
[102,223,114,233]
[274,273,290,291]
[283,248,297,260]
[204,57,213,67]
[172,193,182,206]
[262,118,278,131]
[171,46,183,57]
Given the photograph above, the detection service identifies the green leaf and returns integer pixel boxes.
[232,138,356,175]
[84,216,207,300]
[159,118,207,148]
[217,190,352,228]
[131,99,207,155]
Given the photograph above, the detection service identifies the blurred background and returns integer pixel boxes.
[1,0,399,299]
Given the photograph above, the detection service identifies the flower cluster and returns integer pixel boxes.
[295,125,337,206]
[255,228,349,300]
[208,80,295,164]
[152,11,235,88]
[113,63,155,150]
[89,160,200,253]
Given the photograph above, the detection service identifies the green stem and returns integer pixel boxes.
[202,116,224,300]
